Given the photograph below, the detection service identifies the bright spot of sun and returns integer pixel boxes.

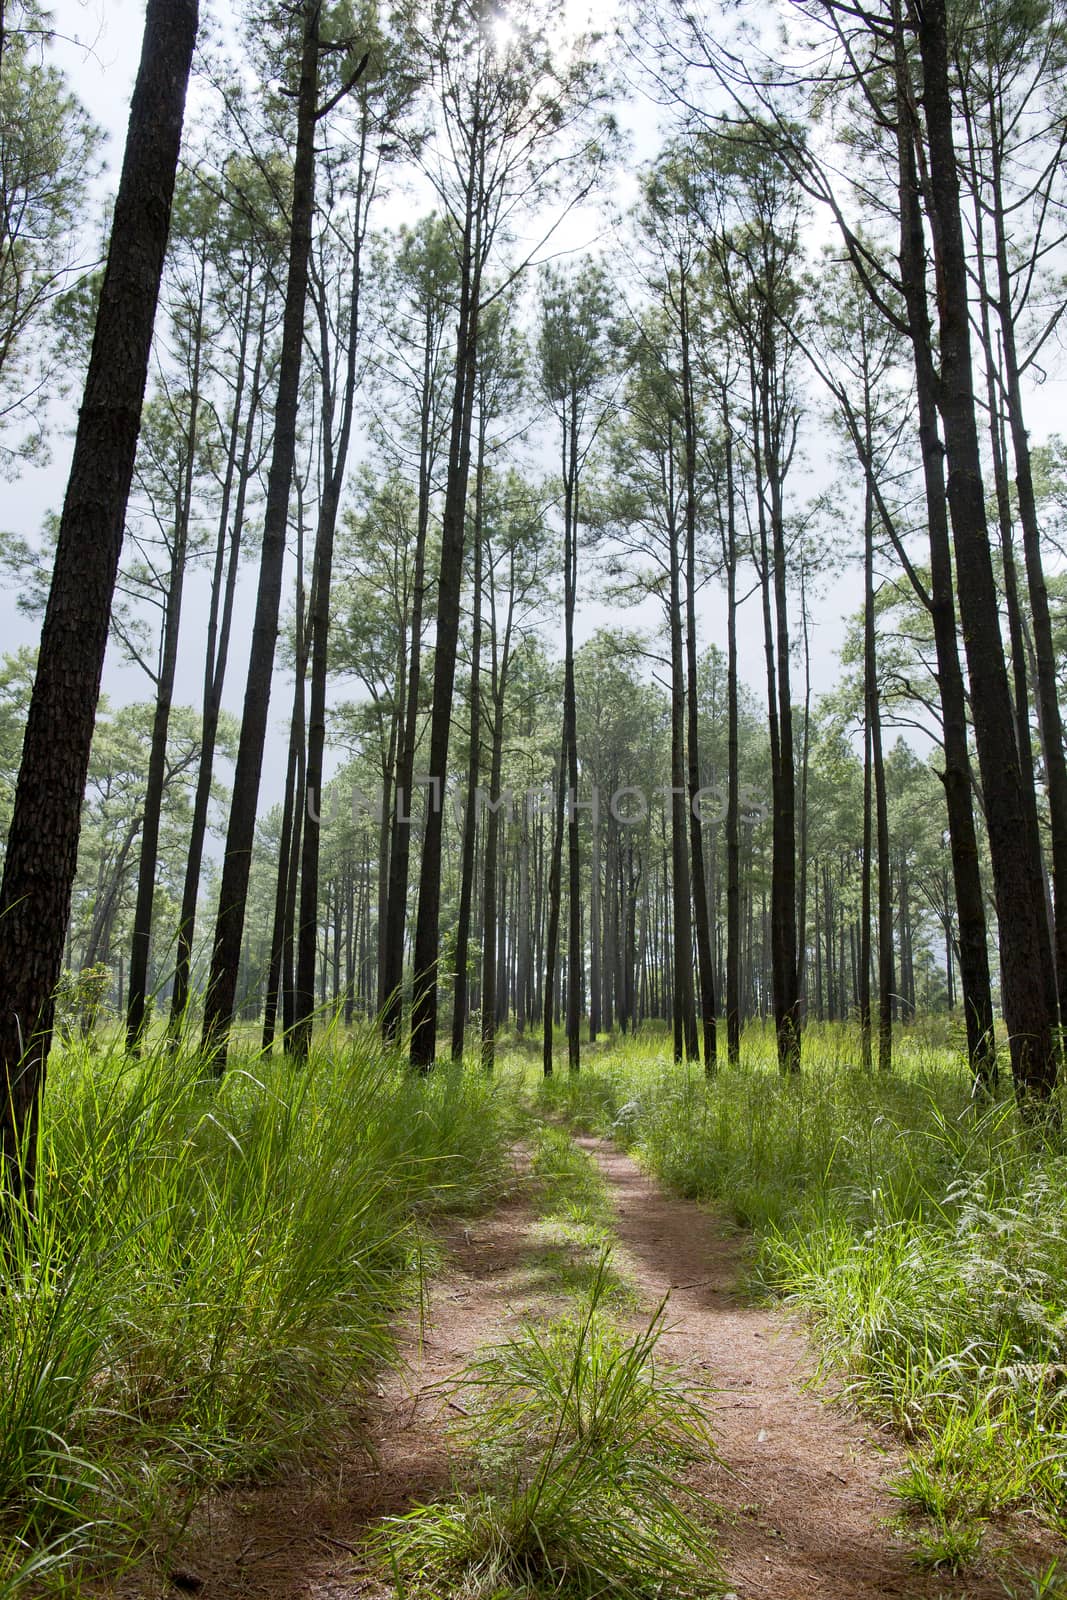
[552,0,619,46]
[492,13,516,49]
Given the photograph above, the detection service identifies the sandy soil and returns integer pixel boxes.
[575,1136,1060,1600]
[124,1137,1060,1600]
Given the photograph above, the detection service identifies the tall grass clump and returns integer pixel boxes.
[529,1126,613,1227]
[578,1023,1067,1533]
[0,1028,516,1585]
[525,1126,635,1307]
[379,1259,723,1599]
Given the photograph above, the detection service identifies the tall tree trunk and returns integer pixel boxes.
[750,358,790,1069]
[381,302,439,1037]
[517,796,531,1033]
[855,353,894,1074]
[764,363,800,1073]
[913,0,1057,1102]
[861,448,894,1073]
[480,539,519,1070]
[293,138,369,1060]
[963,144,1061,1046]
[543,732,566,1076]
[169,268,266,1037]
[668,465,697,1063]
[451,418,486,1060]
[860,657,873,1071]
[262,692,301,1051]
[892,29,997,1089]
[872,652,893,1075]
[0,0,197,1208]
[376,693,399,1009]
[125,500,190,1050]
[722,411,742,1065]
[202,0,321,1067]
[563,402,582,1073]
[589,799,601,1042]
[409,132,484,1070]
[344,865,355,1023]
[603,819,616,1033]
[988,130,1067,1043]
[680,269,716,1073]
[796,562,812,1023]
[127,267,206,1050]
[281,694,306,1040]
[982,319,1059,1035]
[480,686,506,1071]
[262,533,309,1052]
[83,815,143,970]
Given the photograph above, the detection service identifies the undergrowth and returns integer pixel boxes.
[378,1258,723,1599]
[0,1029,518,1588]
[518,1022,1067,1554]
[527,1126,636,1306]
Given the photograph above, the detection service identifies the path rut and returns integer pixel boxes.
[578,1135,1057,1600]
[140,1137,1057,1600]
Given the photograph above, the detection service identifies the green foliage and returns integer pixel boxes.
[53,962,113,1041]
[538,259,616,418]
[528,1126,634,1305]
[1002,1559,1067,1599]
[540,1027,1067,1547]
[530,1125,612,1224]
[377,1260,723,1599]
[0,1036,514,1586]
[0,8,102,466]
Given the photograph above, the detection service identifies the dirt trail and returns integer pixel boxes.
[576,1138,951,1599]
[146,1137,1056,1600]
[147,1156,550,1600]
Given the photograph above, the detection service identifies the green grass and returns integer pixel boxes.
[0,1028,519,1588]
[526,1126,636,1306]
[377,1258,723,1599]
[374,1118,719,1596]
[1002,1558,1067,1597]
[512,1020,1067,1554]
[10,1011,1061,1588]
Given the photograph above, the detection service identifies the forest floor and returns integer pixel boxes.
[128,1135,1061,1600]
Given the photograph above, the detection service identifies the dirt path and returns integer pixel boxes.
[145,1136,1057,1600]
[150,1153,554,1600]
[577,1135,1056,1600]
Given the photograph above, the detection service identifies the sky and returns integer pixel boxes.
[12,0,1063,825]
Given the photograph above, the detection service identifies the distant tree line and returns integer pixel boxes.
[1,0,1067,1200]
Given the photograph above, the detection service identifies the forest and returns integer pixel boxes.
[1,0,1067,1593]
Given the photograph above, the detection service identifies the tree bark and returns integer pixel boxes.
[913,0,1057,1102]
[542,730,566,1076]
[987,132,1067,1044]
[667,454,697,1064]
[0,0,198,1209]
[680,269,716,1073]
[262,528,310,1052]
[202,1,321,1068]
[892,27,997,1089]
[169,271,267,1037]
[409,127,483,1070]
[293,130,369,1060]
[722,407,742,1065]
[451,417,486,1060]
[563,401,582,1073]
[381,294,441,1037]
[127,264,206,1051]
